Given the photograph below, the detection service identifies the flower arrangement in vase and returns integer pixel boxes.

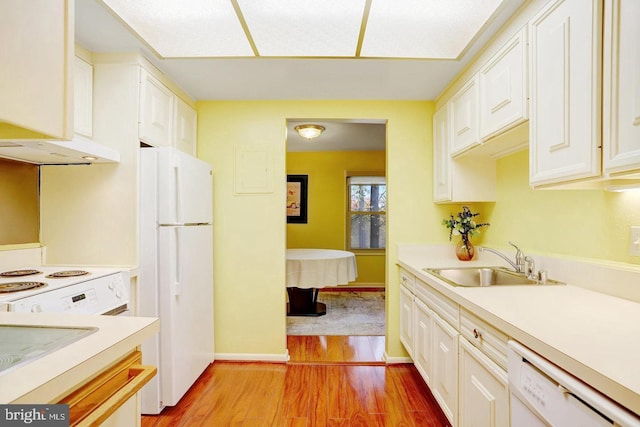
[443,206,490,261]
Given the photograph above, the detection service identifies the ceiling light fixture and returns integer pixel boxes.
[295,124,325,140]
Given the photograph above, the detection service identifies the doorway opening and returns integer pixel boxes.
[285,118,387,364]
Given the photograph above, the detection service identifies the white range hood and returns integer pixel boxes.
[0,136,120,165]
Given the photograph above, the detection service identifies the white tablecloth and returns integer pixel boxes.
[286,249,358,288]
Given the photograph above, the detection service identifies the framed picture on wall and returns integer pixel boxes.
[287,175,308,224]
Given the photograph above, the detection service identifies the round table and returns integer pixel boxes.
[286,249,358,316]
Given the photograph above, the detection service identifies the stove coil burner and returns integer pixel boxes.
[0,269,42,278]
[45,270,90,279]
[0,282,47,293]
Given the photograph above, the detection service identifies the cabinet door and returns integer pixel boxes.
[0,0,73,139]
[74,56,93,138]
[139,70,174,147]
[603,0,640,175]
[399,285,414,356]
[529,0,602,186]
[433,104,497,203]
[433,107,451,202]
[459,337,509,427]
[449,75,480,157]
[174,98,197,156]
[414,299,433,386]
[432,313,459,426]
[479,28,528,140]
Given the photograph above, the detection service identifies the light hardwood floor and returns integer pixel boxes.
[141,336,450,426]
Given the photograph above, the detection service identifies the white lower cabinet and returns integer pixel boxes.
[432,313,460,426]
[459,337,510,427]
[399,268,511,427]
[399,284,414,356]
[414,299,434,385]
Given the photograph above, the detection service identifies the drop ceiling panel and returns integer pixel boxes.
[102,0,253,57]
[361,0,505,59]
[237,0,366,57]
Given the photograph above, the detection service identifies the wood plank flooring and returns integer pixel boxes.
[141,336,450,426]
[287,335,385,365]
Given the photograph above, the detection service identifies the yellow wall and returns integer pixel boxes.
[0,158,39,244]
[486,150,640,264]
[204,98,637,359]
[197,100,435,358]
[39,62,141,266]
[287,150,386,286]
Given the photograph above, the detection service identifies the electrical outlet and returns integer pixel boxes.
[631,226,640,257]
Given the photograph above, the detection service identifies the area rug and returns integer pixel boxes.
[287,291,385,336]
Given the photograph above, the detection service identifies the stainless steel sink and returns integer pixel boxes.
[423,266,565,287]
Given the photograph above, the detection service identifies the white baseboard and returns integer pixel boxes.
[215,351,289,363]
[384,353,413,364]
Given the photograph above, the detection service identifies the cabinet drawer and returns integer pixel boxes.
[460,308,508,369]
[58,351,156,426]
[415,278,459,329]
[399,268,415,292]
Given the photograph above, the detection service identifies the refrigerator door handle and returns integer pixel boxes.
[173,227,182,296]
[173,157,182,224]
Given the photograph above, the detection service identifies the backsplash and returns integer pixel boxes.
[0,158,39,245]
[0,246,44,270]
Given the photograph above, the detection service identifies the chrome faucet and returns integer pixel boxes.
[524,256,536,280]
[479,241,526,273]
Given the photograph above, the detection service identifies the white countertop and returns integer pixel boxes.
[0,313,159,403]
[397,245,640,416]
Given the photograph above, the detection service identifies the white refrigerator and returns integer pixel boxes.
[139,146,214,414]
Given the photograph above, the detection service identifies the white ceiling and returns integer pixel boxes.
[74,0,525,151]
[98,0,505,59]
[287,119,386,152]
[75,0,525,101]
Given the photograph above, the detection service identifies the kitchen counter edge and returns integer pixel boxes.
[0,312,159,404]
[397,255,640,416]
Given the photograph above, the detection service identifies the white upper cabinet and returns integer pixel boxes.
[0,0,73,139]
[139,69,198,155]
[602,0,640,176]
[174,97,197,156]
[433,104,497,203]
[449,75,481,157]
[433,107,451,202]
[529,0,602,186]
[479,28,528,140]
[139,70,174,148]
[74,56,93,138]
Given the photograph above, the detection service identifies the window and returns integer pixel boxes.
[347,174,386,250]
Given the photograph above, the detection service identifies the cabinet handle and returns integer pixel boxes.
[473,328,483,340]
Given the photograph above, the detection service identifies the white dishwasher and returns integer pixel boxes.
[508,341,640,426]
